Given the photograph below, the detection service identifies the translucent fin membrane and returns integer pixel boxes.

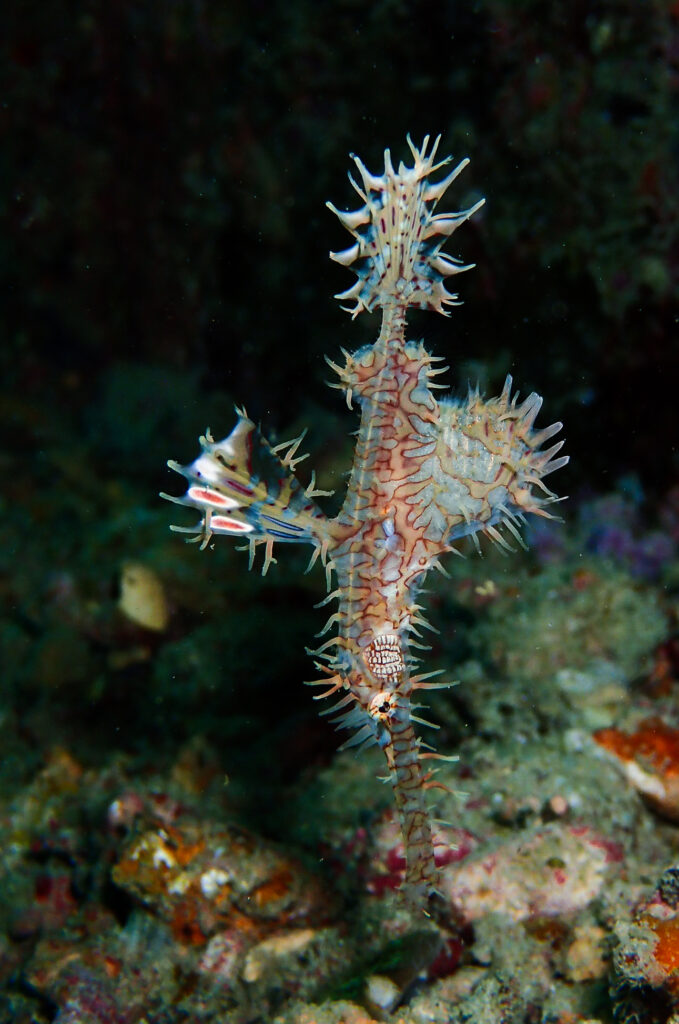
[162,414,330,565]
[327,134,484,316]
[417,375,569,553]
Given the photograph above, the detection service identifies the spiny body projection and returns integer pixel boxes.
[164,135,568,910]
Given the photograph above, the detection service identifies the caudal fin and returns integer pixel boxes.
[162,413,330,573]
[327,134,485,317]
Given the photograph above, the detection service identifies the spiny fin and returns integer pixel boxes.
[424,375,568,552]
[327,134,484,317]
[163,413,330,560]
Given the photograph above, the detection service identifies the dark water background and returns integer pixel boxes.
[2,0,677,858]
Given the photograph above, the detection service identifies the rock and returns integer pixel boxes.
[564,923,608,981]
[440,823,623,923]
[113,819,330,945]
[118,562,169,632]
[242,928,318,983]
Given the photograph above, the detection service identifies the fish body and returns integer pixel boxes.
[164,136,568,909]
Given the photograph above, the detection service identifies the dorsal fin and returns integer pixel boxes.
[327,134,485,318]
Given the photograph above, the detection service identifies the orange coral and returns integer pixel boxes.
[594,718,679,821]
[594,718,679,775]
[635,909,679,995]
[650,916,679,974]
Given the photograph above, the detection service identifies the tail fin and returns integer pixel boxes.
[327,134,484,318]
[161,413,330,571]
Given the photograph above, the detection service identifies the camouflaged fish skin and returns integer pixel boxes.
[164,136,568,910]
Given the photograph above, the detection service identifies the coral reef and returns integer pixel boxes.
[3,0,679,1019]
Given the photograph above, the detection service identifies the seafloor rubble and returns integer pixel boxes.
[2,368,679,1022]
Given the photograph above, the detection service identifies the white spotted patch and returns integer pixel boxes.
[365,634,405,680]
